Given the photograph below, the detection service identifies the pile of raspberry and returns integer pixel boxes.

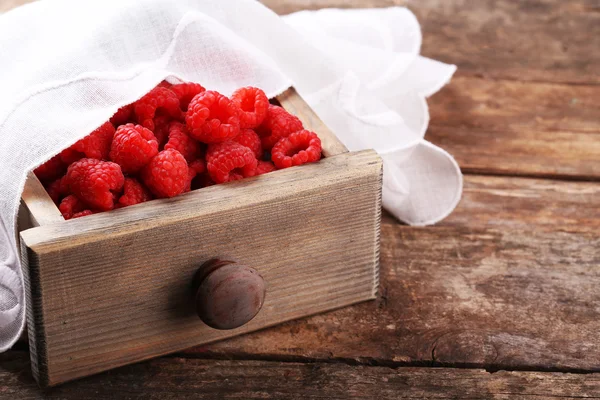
[34,82,322,220]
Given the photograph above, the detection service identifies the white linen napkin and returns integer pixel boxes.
[0,0,461,351]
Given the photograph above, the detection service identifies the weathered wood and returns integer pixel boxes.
[426,76,600,179]
[264,0,600,85]
[2,352,600,399]
[20,150,382,386]
[20,173,63,227]
[189,175,600,372]
[277,88,348,157]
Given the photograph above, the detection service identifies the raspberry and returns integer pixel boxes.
[189,158,206,175]
[271,130,322,169]
[186,91,240,143]
[72,210,94,219]
[134,87,181,130]
[71,121,115,160]
[152,114,172,148]
[118,178,153,207]
[66,159,124,211]
[231,87,269,129]
[171,82,205,111]
[233,129,262,159]
[110,105,134,126]
[257,105,303,150]
[46,176,69,204]
[141,149,188,198]
[60,147,84,165]
[34,155,65,183]
[164,122,201,162]
[255,161,276,176]
[184,167,197,193]
[59,195,87,220]
[157,80,172,89]
[206,142,257,184]
[109,124,159,173]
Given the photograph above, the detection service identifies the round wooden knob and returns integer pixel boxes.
[193,259,266,330]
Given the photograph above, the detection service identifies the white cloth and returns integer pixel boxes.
[0,0,461,351]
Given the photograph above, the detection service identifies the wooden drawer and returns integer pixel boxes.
[18,88,382,387]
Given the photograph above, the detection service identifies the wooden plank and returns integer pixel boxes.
[187,176,600,372]
[427,76,600,179]
[277,88,348,157]
[20,173,63,227]
[20,150,382,386]
[263,0,600,85]
[2,352,600,399]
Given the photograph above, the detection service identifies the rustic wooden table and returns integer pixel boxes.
[1,0,599,398]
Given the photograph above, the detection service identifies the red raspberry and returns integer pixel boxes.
[164,122,201,162]
[171,82,205,111]
[109,124,159,173]
[157,80,172,89]
[233,129,262,159]
[186,91,240,143]
[110,104,134,126]
[60,147,84,165]
[231,87,269,129]
[46,176,69,204]
[257,105,303,150]
[134,87,181,131]
[271,130,322,169]
[59,195,87,220]
[141,149,188,198]
[71,121,115,160]
[66,159,124,211]
[152,114,171,149]
[184,167,197,193]
[72,210,94,219]
[206,142,257,184]
[255,161,276,176]
[34,155,66,183]
[189,158,206,175]
[118,178,153,207]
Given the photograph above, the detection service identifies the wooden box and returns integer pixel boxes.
[18,88,383,387]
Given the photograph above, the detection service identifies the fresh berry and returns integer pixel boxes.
[60,147,84,165]
[186,91,240,143]
[184,167,197,193]
[233,129,262,159]
[134,87,181,130]
[72,210,94,219]
[231,87,269,129]
[66,159,124,211]
[257,105,303,150]
[110,105,134,126]
[271,130,322,169]
[157,80,172,88]
[255,161,276,175]
[189,158,206,175]
[46,176,69,204]
[118,178,153,207]
[171,82,205,111]
[141,149,189,198]
[59,195,87,220]
[109,124,159,173]
[152,113,172,148]
[206,142,257,183]
[70,121,115,160]
[164,122,201,162]
[34,155,65,183]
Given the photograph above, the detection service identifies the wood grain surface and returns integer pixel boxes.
[2,352,600,399]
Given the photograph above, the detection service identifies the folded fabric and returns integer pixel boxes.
[0,0,460,351]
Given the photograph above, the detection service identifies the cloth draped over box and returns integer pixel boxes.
[0,0,460,351]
